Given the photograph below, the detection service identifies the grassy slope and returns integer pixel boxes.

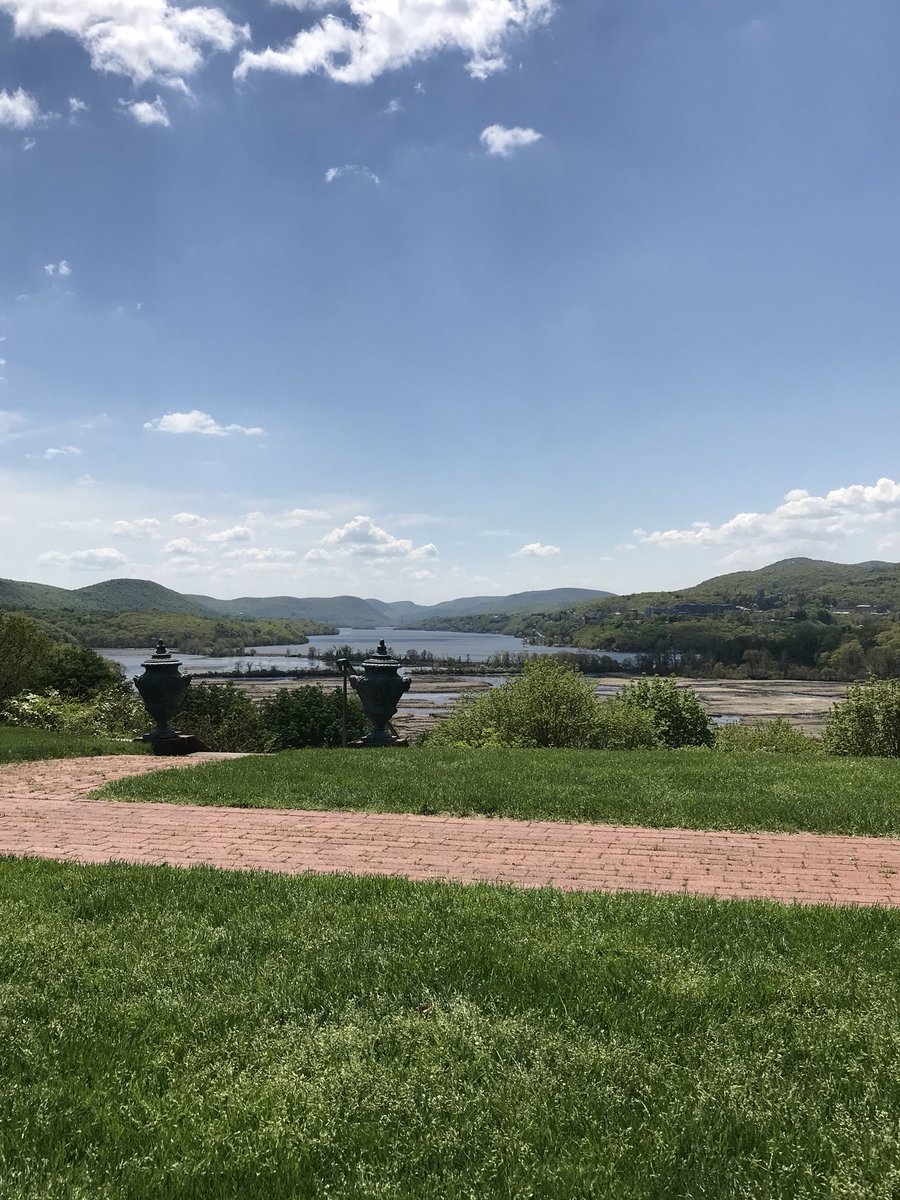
[3,859,900,1199]
[0,726,147,763]
[98,745,900,838]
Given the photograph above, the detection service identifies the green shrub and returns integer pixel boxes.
[176,682,271,753]
[43,645,124,700]
[716,718,820,755]
[259,686,366,749]
[426,658,659,750]
[824,679,900,757]
[591,699,661,750]
[617,676,714,748]
[1,684,144,738]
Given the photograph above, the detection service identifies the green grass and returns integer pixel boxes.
[99,745,900,838]
[0,725,147,763]
[2,858,900,1199]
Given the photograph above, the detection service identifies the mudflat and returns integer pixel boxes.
[215,674,848,740]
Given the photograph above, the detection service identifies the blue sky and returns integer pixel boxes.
[2,0,900,602]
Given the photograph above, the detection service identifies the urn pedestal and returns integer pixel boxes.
[349,641,411,746]
[133,642,194,754]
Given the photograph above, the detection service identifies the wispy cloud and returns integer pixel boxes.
[512,542,560,557]
[325,163,380,185]
[235,0,552,85]
[144,410,265,437]
[480,124,542,157]
[43,445,81,460]
[44,260,71,276]
[276,507,330,527]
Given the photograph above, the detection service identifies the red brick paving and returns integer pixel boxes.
[2,755,900,906]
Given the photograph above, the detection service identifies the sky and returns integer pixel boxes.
[2,0,900,603]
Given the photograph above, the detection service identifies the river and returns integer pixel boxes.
[98,628,639,677]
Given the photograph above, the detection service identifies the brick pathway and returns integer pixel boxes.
[2,756,900,906]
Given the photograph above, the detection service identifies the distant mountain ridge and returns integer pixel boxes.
[0,576,614,626]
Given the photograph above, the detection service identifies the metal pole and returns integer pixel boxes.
[337,659,349,748]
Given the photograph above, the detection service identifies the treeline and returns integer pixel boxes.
[15,609,338,655]
[417,609,900,681]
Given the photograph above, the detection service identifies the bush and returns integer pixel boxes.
[426,657,659,750]
[617,676,714,748]
[716,718,820,755]
[176,682,271,753]
[1,684,145,739]
[824,679,900,757]
[259,687,366,750]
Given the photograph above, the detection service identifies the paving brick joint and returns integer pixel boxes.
[2,755,900,907]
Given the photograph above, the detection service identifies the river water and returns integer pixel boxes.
[99,628,639,677]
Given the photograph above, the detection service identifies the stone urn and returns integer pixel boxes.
[134,641,192,748]
[349,640,411,746]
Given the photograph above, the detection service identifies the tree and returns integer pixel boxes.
[0,612,56,702]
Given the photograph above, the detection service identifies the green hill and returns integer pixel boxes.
[0,576,213,615]
[575,558,900,618]
[186,594,389,626]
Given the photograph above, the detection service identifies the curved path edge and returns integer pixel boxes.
[2,756,900,907]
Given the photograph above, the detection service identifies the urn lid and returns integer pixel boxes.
[361,639,402,670]
[140,641,183,669]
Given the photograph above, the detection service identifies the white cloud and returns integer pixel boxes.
[0,0,248,89]
[43,445,81,459]
[163,536,204,565]
[206,525,252,544]
[512,542,560,557]
[639,477,900,565]
[38,546,129,571]
[144,409,265,436]
[325,163,380,185]
[110,517,161,539]
[382,97,402,114]
[0,87,43,129]
[69,96,88,117]
[317,514,438,561]
[276,507,330,527]
[220,546,295,561]
[21,135,35,150]
[44,260,71,276]
[119,96,170,127]
[170,511,209,526]
[480,123,542,157]
[235,0,552,85]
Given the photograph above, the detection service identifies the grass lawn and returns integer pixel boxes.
[0,725,148,764]
[2,858,900,1199]
[98,745,900,838]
